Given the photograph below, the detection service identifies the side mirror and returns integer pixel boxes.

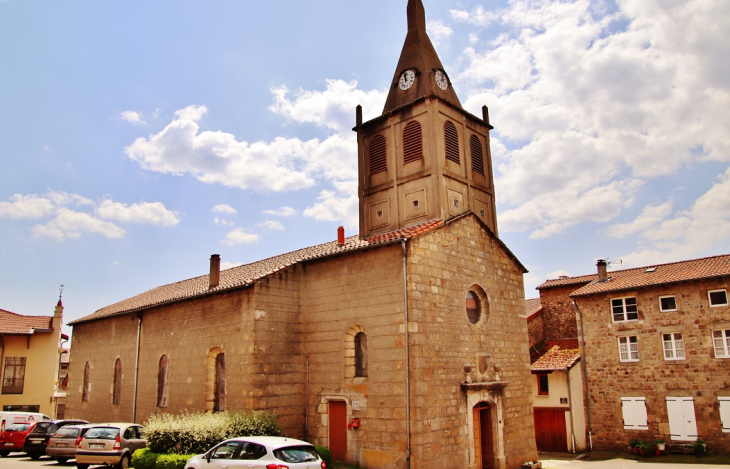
[205,452,211,463]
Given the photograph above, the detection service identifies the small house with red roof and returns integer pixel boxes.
[0,301,64,419]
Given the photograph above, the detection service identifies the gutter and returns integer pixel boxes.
[573,300,593,451]
[402,239,411,469]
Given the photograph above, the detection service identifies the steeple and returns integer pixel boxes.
[382,0,462,114]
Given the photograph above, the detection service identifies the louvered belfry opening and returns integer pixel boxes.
[369,134,387,175]
[403,120,423,164]
[470,134,485,175]
[444,121,460,164]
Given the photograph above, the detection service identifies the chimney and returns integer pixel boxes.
[337,226,345,247]
[356,105,363,128]
[482,105,490,126]
[597,259,608,281]
[209,254,221,289]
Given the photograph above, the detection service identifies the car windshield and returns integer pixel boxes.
[85,427,120,440]
[4,424,30,432]
[53,427,79,438]
[273,445,319,463]
[29,422,50,434]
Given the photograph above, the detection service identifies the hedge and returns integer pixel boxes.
[144,411,281,455]
[132,448,193,469]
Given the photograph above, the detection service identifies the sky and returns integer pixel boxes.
[1,0,729,341]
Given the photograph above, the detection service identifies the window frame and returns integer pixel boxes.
[611,297,639,322]
[662,332,686,361]
[537,374,549,395]
[2,357,27,395]
[713,329,730,359]
[618,336,639,362]
[719,397,730,433]
[709,289,729,307]
[659,295,677,312]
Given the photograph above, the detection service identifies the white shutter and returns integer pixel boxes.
[621,397,648,430]
[719,397,730,433]
[666,397,698,441]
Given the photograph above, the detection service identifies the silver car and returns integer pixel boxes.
[46,424,94,464]
[75,423,146,469]
[184,436,325,469]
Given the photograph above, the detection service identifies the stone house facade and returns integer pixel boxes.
[537,255,730,452]
[66,1,539,468]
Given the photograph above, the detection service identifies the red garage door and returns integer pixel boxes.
[534,408,568,452]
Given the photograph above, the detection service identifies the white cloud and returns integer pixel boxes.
[427,20,453,46]
[221,261,243,270]
[303,181,359,231]
[0,194,56,219]
[214,218,234,226]
[223,229,260,247]
[33,208,125,241]
[263,206,297,217]
[449,5,499,26]
[257,220,284,231]
[96,200,180,227]
[121,110,146,125]
[212,204,237,215]
[606,201,674,239]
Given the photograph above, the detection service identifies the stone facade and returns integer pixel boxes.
[537,283,588,343]
[575,276,730,452]
[67,215,538,468]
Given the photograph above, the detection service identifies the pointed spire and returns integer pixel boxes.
[382,0,462,114]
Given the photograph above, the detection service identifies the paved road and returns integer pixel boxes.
[541,456,728,469]
[0,454,82,469]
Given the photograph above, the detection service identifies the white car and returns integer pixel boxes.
[184,436,326,469]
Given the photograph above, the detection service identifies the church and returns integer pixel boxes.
[67,1,538,467]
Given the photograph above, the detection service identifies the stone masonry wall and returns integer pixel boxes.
[578,277,730,452]
[527,311,545,350]
[407,216,537,469]
[540,285,584,342]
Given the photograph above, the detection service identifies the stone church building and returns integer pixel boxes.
[67,1,538,467]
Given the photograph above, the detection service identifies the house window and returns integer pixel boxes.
[157,355,169,407]
[537,374,549,395]
[112,358,122,405]
[713,330,730,358]
[618,336,639,362]
[2,357,26,394]
[659,296,677,312]
[621,397,649,430]
[369,134,387,175]
[355,332,368,378]
[82,361,90,402]
[709,289,728,307]
[663,333,685,360]
[470,135,485,176]
[611,297,638,322]
[444,121,460,164]
[720,397,730,433]
[403,121,423,164]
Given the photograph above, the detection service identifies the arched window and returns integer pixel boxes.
[470,135,485,176]
[369,135,387,175]
[214,353,225,412]
[82,361,90,403]
[157,355,169,408]
[444,121,460,164]
[403,121,423,164]
[112,358,122,405]
[355,332,368,377]
[206,348,225,413]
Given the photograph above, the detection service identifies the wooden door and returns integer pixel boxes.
[473,403,493,469]
[329,401,347,461]
[533,408,568,452]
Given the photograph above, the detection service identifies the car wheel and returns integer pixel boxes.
[76,464,90,469]
[0,451,8,457]
[29,453,41,460]
[57,457,69,464]
[116,454,130,469]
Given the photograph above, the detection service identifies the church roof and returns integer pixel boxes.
[381,0,462,114]
[70,218,445,325]
[0,309,53,334]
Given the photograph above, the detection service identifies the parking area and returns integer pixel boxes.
[0,454,86,469]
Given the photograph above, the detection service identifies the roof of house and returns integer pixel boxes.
[531,345,581,372]
[570,253,730,297]
[525,298,543,320]
[0,309,53,334]
[71,213,526,326]
[536,274,596,291]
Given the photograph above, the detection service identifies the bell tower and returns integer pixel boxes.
[355,0,498,238]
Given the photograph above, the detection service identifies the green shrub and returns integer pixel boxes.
[132,448,193,469]
[156,453,194,469]
[315,445,332,468]
[131,448,157,469]
[144,411,281,455]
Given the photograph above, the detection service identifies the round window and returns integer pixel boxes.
[466,291,481,324]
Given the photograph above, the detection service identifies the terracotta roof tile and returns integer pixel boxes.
[525,298,542,319]
[71,219,446,325]
[570,253,730,297]
[0,309,53,334]
[537,274,596,290]
[531,346,581,371]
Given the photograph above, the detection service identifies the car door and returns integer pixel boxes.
[124,426,147,453]
[204,441,245,468]
[235,442,267,469]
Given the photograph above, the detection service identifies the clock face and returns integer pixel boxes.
[435,70,449,91]
[399,69,416,90]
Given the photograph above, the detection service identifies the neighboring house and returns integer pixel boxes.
[55,347,69,419]
[537,256,730,452]
[0,300,64,417]
[66,2,539,468]
[531,346,585,453]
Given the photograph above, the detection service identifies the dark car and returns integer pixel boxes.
[0,421,37,457]
[46,424,95,464]
[22,419,88,460]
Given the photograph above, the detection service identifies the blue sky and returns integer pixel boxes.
[2,0,729,340]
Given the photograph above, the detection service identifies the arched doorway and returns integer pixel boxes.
[473,402,494,469]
